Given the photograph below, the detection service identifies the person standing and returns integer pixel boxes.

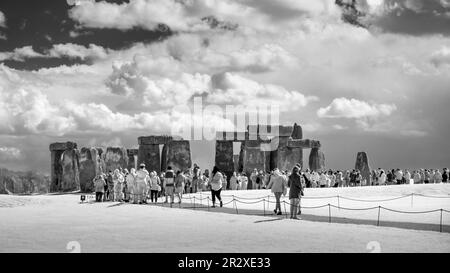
[135,164,150,204]
[106,170,114,201]
[164,166,175,204]
[379,170,386,185]
[192,164,200,193]
[267,169,287,215]
[127,168,137,203]
[250,169,258,190]
[93,175,106,202]
[288,166,303,220]
[434,169,443,184]
[230,172,238,190]
[209,166,224,208]
[175,170,186,204]
[442,168,448,183]
[149,171,161,203]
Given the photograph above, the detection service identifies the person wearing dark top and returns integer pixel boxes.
[288,166,303,220]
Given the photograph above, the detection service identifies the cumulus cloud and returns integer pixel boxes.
[68,0,341,33]
[317,97,397,119]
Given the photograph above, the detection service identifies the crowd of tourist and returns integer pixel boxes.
[91,163,448,218]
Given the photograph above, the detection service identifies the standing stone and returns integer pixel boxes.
[241,140,270,188]
[79,147,98,192]
[215,140,234,188]
[291,123,303,139]
[308,148,325,172]
[138,136,172,173]
[162,140,192,172]
[355,152,371,186]
[49,142,80,192]
[60,149,80,192]
[233,154,240,173]
[104,147,128,173]
[127,149,138,171]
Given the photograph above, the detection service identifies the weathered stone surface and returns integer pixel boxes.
[49,141,77,151]
[270,146,303,173]
[50,141,80,192]
[355,152,371,185]
[291,123,303,139]
[138,144,160,173]
[79,147,98,192]
[104,147,128,173]
[287,139,321,149]
[308,148,325,172]
[233,154,240,172]
[138,135,173,145]
[60,149,80,192]
[247,125,294,138]
[241,141,270,178]
[215,140,234,188]
[127,149,138,171]
[216,131,247,141]
[162,141,192,172]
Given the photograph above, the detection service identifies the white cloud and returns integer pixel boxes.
[0,46,45,62]
[47,43,112,60]
[317,97,397,119]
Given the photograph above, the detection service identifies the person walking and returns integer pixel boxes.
[209,166,224,208]
[93,174,106,202]
[267,168,287,215]
[288,166,303,220]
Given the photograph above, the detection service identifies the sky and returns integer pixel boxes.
[0,0,449,174]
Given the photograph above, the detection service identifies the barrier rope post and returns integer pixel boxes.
[337,195,340,210]
[207,197,210,211]
[233,198,239,214]
[440,209,443,233]
[193,196,196,210]
[377,206,381,226]
[263,199,266,216]
[283,201,288,219]
[411,193,414,208]
[328,203,331,223]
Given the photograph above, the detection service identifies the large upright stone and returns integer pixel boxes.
[308,148,325,172]
[355,152,371,186]
[215,140,234,187]
[127,149,138,171]
[60,149,80,192]
[162,140,192,172]
[79,147,98,192]
[291,123,303,139]
[49,141,80,192]
[241,140,270,178]
[104,147,128,173]
[138,136,172,173]
[270,138,303,172]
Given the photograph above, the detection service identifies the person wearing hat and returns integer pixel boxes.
[135,163,150,204]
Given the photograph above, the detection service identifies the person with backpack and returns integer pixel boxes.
[209,166,224,208]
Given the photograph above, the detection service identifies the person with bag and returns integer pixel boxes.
[209,166,224,208]
[267,168,287,215]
